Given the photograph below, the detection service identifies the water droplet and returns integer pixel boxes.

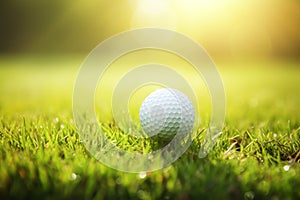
[54,117,59,123]
[71,173,77,180]
[139,171,147,179]
[283,165,290,171]
[244,191,255,200]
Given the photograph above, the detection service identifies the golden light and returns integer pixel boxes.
[229,20,273,60]
[137,0,169,15]
[127,0,299,60]
[173,0,227,12]
[130,0,177,30]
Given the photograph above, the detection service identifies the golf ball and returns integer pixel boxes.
[139,88,195,139]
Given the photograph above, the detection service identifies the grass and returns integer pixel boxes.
[0,56,299,199]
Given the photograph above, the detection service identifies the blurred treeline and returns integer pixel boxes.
[0,0,299,59]
[0,0,131,54]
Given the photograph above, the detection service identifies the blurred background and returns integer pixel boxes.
[0,0,299,61]
[0,0,299,119]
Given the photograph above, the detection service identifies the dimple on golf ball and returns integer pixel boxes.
[139,88,195,139]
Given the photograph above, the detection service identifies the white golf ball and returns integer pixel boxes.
[139,88,195,139]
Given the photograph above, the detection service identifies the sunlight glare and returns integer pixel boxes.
[138,0,169,14]
[131,0,177,30]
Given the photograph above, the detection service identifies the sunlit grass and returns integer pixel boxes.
[0,56,299,199]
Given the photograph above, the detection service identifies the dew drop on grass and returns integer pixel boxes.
[283,165,290,171]
[138,171,147,179]
[244,191,255,200]
[54,117,59,123]
[70,173,78,180]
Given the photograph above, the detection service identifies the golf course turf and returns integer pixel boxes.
[0,56,299,199]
